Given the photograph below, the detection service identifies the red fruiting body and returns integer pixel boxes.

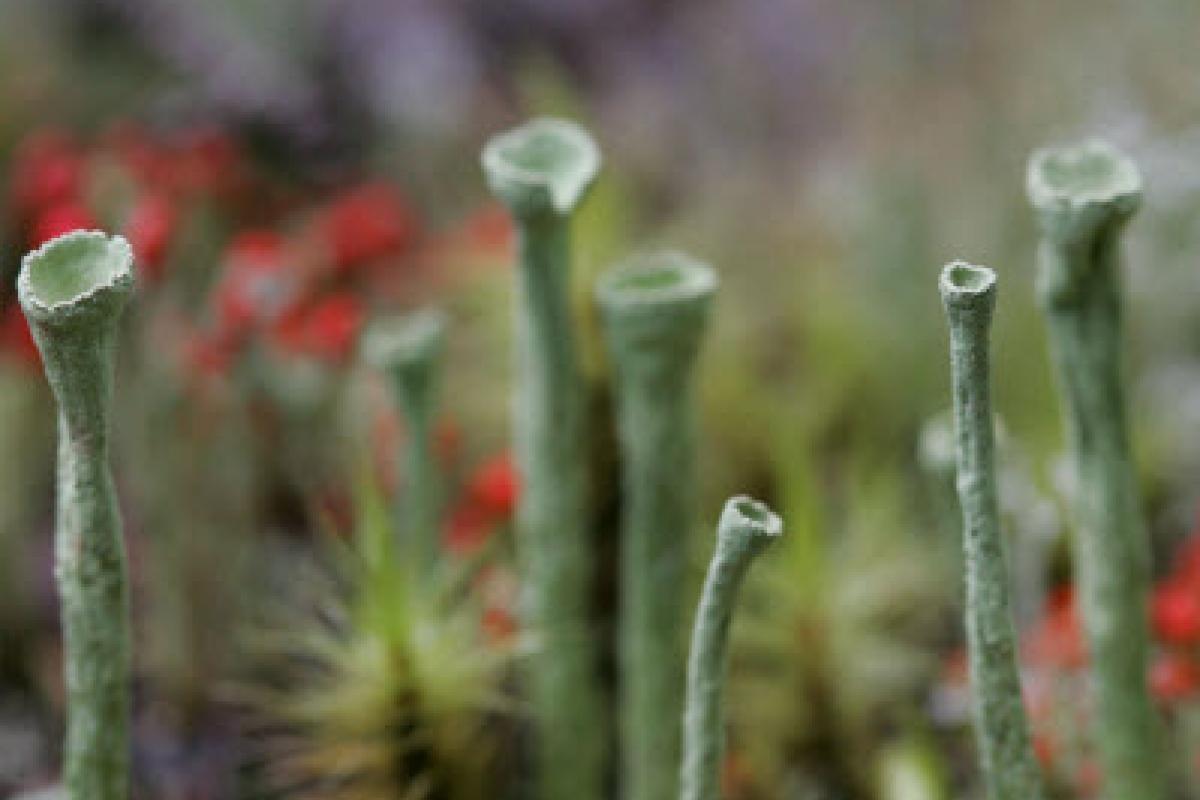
[482,605,518,645]
[1024,586,1087,669]
[215,230,295,335]
[30,202,98,247]
[1151,653,1200,701]
[467,452,519,518]
[270,293,363,363]
[124,193,177,280]
[317,182,416,273]
[1152,580,1200,645]
[444,504,494,555]
[11,129,85,218]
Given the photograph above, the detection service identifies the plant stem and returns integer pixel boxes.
[681,496,781,800]
[1027,139,1164,800]
[598,252,717,800]
[18,231,135,800]
[364,308,446,569]
[939,261,1045,800]
[482,118,606,800]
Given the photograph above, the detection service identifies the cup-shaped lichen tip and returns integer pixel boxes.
[18,231,135,323]
[596,250,717,313]
[363,307,447,370]
[1027,139,1141,237]
[481,117,601,218]
[718,495,783,549]
[939,261,996,312]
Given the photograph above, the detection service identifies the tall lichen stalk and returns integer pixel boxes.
[18,231,136,800]
[939,262,1045,800]
[363,308,447,569]
[482,118,606,800]
[1027,140,1164,800]
[597,253,717,800]
[680,496,781,800]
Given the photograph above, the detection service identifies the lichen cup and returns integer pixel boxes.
[482,118,606,800]
[19,231,135,800]
[597,251,716,800]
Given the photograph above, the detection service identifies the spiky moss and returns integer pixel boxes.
[246,471,515,800]
[723,461,955,797]
[681,496,781,800]
[363,308,448,570]
[596,252,716,800]
[18,231,135,800]
[939,262,1045,800]
[1027,141,1164,800]
[482,118,606,800]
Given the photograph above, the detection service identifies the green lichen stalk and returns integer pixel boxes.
[939,262,1045,800]
[482,118,606,800]
[681,496,781,800]
[1027,140,1163,800]
[18,231,136,800]
[598,253,717,800]
[364,308,447,569]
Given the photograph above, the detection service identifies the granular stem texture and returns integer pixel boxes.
[940,261,1046,800]
[19,231,135,800]
[483,119,606,800]
[598,252,716,800]
[1028,140,1164,800]
[680,496,780,800]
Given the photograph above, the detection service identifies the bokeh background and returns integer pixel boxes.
[4,1,1200,798]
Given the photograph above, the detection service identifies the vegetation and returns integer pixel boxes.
[6,3,1200,799]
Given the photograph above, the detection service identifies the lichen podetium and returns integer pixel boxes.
[482,118,606,800]
[597,252,717,800]
[939,261,1046,800]
[680,496,781,800]
[18,231,136,800]
[363,307,447,571]
[1027,140,1164,800]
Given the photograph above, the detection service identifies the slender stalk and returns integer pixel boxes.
[1027,140,1163,800]
[18,231,135,800]
[680,495,781,800]
[939,261,1045,800]
[482,117,606,800]
[363,308,447,569]
[597,252,717,800]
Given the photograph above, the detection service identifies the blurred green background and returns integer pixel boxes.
[4,1,1200,798]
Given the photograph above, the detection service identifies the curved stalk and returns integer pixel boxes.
[681,495,781,800]
[482,118,606,800]
[18,231,135,800]
[597,252,717,800]
[363,308,447,570]
[939,262,1045,800]
[1027,140,1163,800]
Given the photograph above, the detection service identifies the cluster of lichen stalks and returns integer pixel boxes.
[19,125,1160,800]
[942,139,1161,800]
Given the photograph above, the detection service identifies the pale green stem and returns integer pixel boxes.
[483,117,607,800]
[19,231,135,800]
[1027,139,1163,800]
[364,308,446,570]
[940,261,1045,800]
[598,252,717,800]
[680,496,781,800]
